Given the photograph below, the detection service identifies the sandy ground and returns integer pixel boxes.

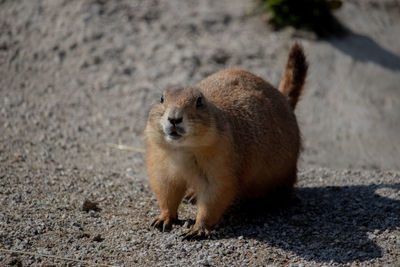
[1,0,400,266]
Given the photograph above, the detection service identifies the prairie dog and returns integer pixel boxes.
[145,44,308,239]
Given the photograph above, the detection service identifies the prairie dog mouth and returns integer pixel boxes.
[166,127,185,141]
[168,130,182,140]
[160,115,187,142]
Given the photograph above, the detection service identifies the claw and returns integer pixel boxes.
[184,189,197,204]
[181,227,211,241]
[150,218,171,232]
[150,218,158,227]
[187,195,197,204]
[162,221,171,232]
[150,217,181,232]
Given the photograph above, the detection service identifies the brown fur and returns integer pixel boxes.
[145,44,308,238]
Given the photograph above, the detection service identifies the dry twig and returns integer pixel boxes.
[106,143,145,153]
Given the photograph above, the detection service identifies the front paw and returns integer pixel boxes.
[181,225,212,240]
[151,216,181,232]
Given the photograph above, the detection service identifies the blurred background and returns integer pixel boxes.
[1,0,400,173]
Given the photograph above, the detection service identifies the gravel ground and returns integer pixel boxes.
[1,0,400,266]
[1,165,399,266]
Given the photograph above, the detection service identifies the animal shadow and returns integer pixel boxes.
[217,183,400,263]
[328,26,400,71]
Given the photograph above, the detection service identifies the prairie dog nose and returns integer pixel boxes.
[168,116,183,126]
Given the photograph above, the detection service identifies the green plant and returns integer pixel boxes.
[260,0,344,37]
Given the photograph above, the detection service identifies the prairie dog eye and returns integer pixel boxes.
[196,96,203,108]
[160,95,164,103]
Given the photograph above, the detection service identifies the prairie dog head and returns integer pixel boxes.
[145,87,218,147]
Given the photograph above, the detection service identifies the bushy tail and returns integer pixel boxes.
[278,43,308,110]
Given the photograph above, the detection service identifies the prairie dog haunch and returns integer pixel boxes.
[145,44,308,239]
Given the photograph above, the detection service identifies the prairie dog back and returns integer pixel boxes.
[196,68,301,197]
[145,43,308,239]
